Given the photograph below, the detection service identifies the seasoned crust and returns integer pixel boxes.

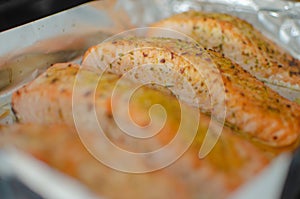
[82,37,300,147]
[151,11,300,89]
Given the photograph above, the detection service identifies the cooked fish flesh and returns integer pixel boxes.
[0,123,270,199]
[6,64,270,199]
[151,11,300,90]
[82,37,300,147]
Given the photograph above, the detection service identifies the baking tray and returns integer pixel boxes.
[0,0,300,198]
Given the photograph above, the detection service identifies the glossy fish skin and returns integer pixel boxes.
[11,63,269,198]
[82,37,300,147]
[151,11,300,90]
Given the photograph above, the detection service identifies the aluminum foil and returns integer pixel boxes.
[0,0,300,198]
[117,0,300,58]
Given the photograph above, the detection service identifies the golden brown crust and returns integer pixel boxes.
[82,37,300,147]
[151,11,300,89]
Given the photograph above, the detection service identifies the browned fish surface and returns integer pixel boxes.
[82,37,300,147]
[10,63,270,198]
[151,11,300,90]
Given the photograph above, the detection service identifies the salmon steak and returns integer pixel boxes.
[151,11,300,90]
[82,37,300,147]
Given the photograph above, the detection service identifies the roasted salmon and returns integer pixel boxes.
[151,11,300,90]
[6,62,270,198]
[0,122,270,199]
[82,37,300,147]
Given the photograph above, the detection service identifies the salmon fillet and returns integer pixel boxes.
[0,124,191,199]
[0,123,269,199]
[82,37,300,147]
[151,11,300,90]
[10,63,270,198]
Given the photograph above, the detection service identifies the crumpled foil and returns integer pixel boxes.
[117,0,300,59]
